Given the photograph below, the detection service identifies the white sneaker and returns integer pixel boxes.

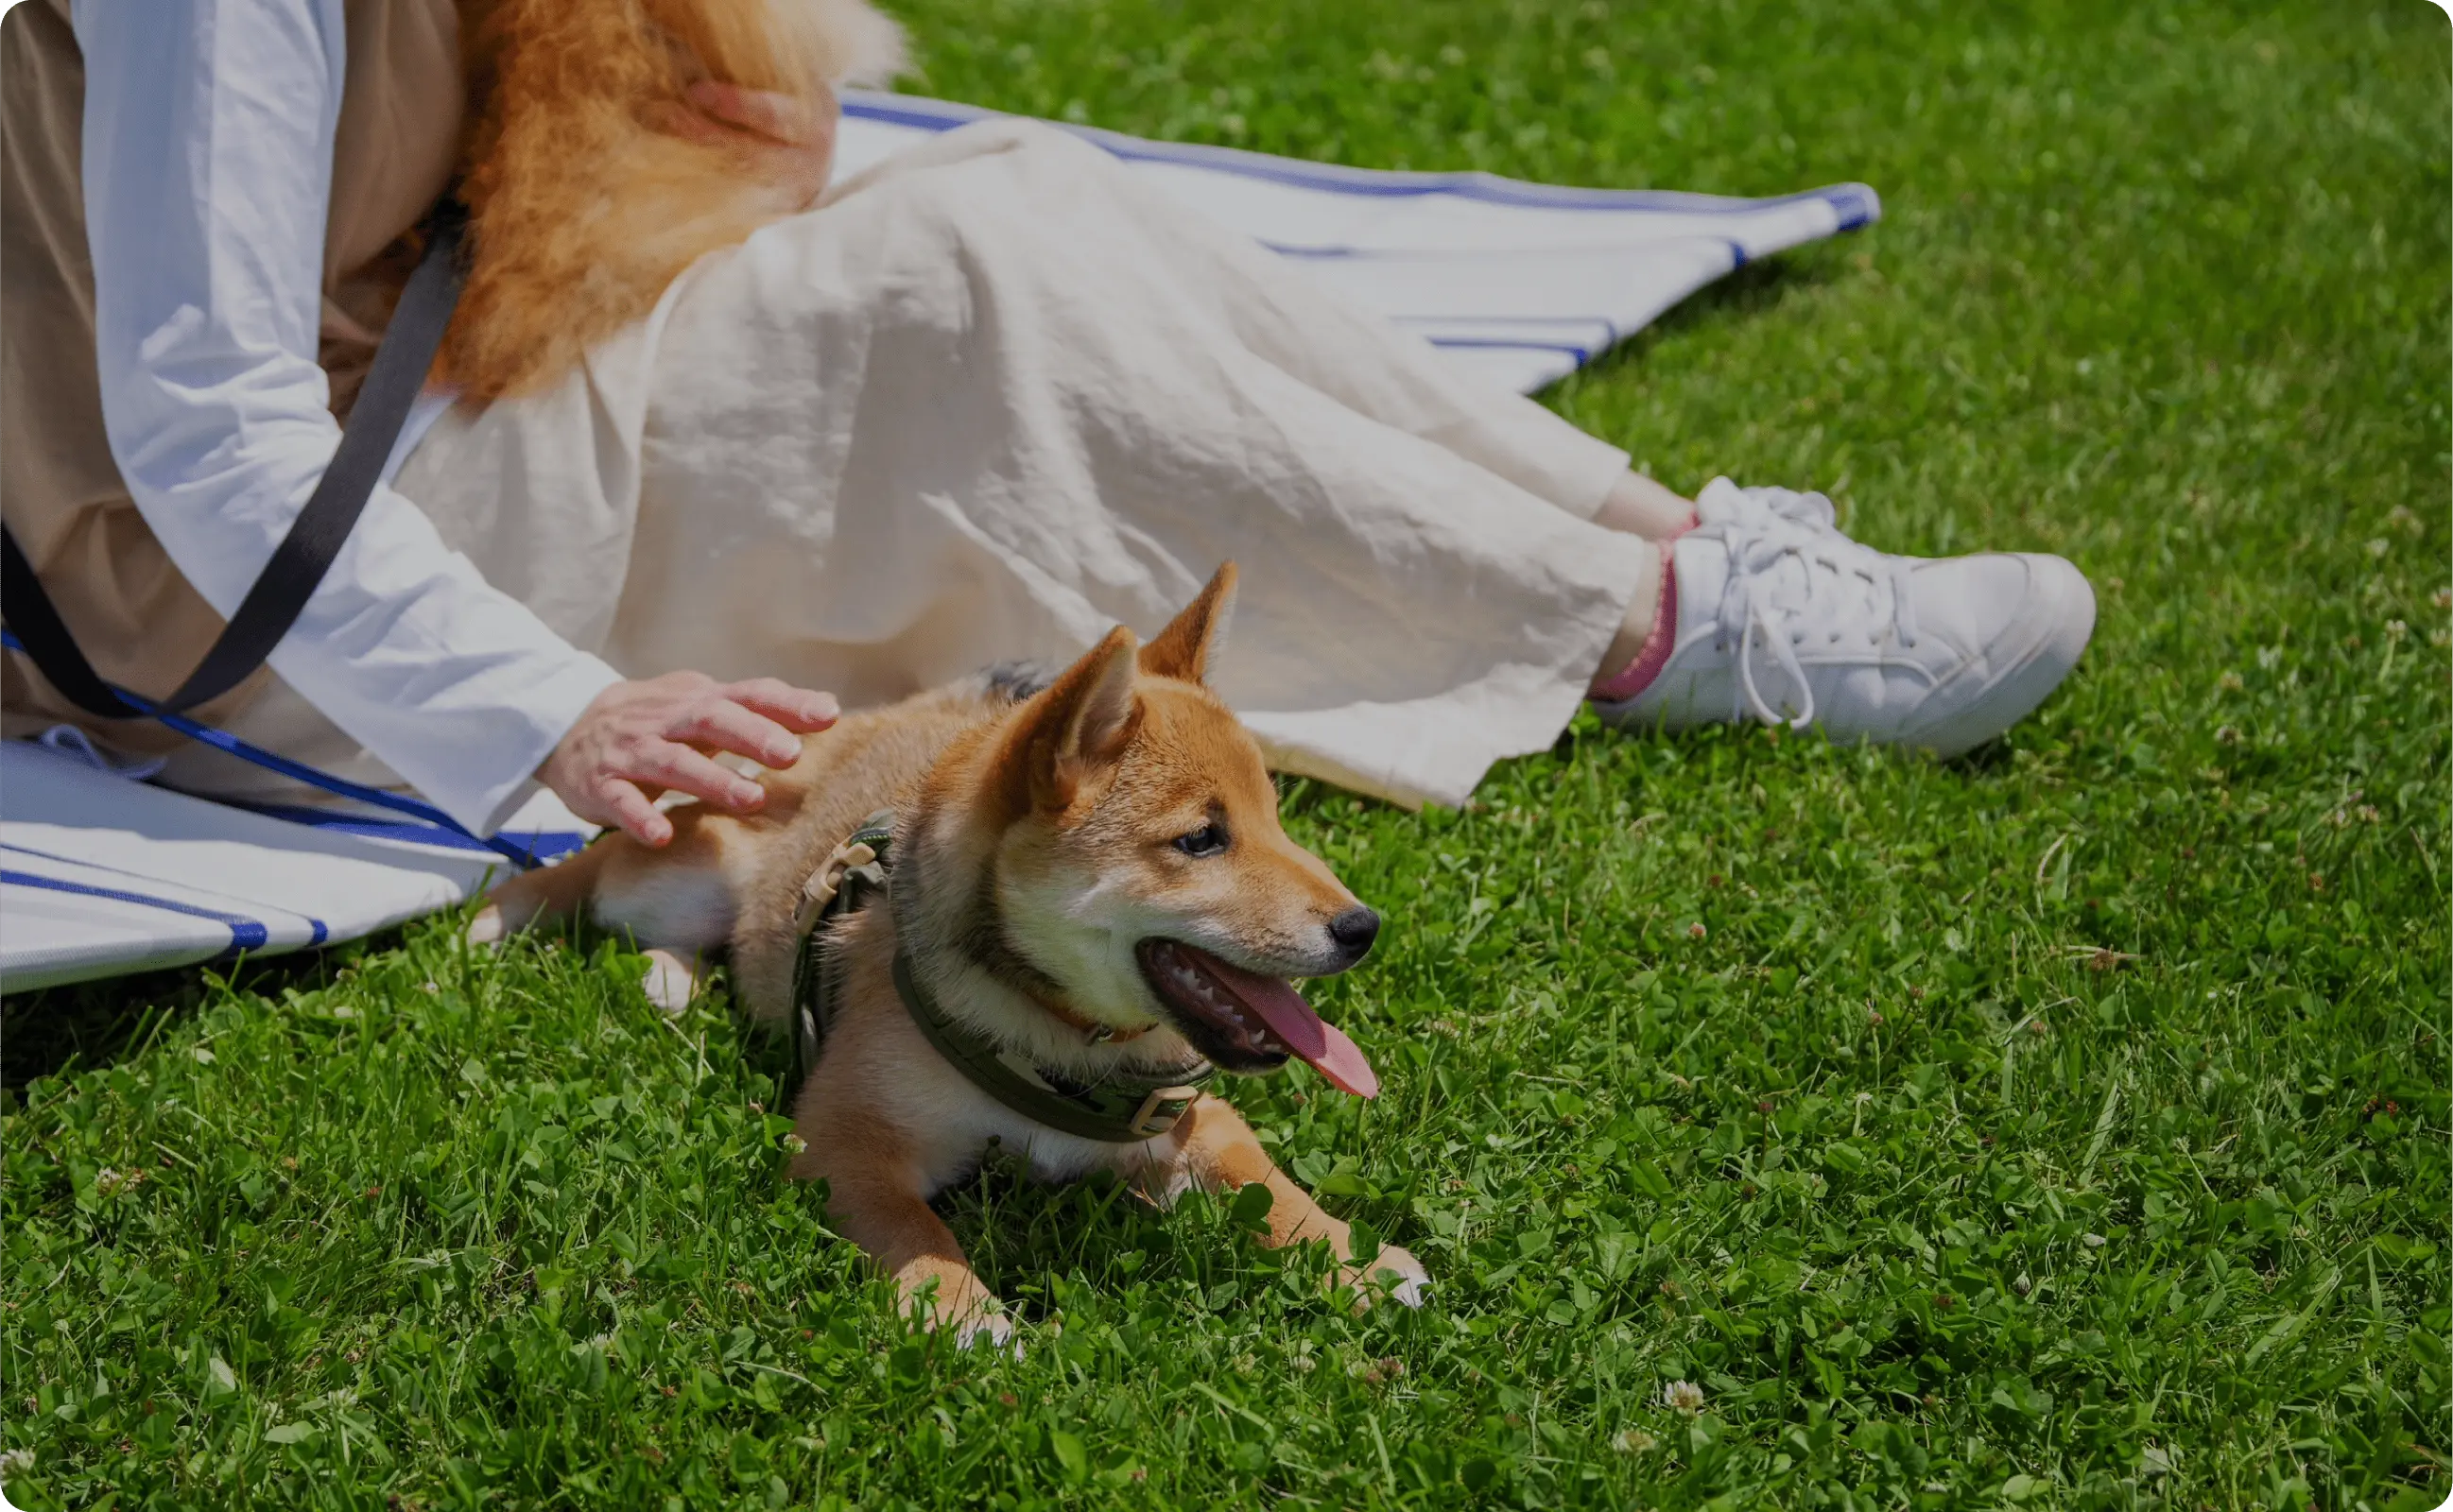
[1598,479,2096,757]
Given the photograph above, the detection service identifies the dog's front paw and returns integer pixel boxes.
[1343,1245,1431,1311]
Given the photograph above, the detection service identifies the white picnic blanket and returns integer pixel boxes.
[838,93,1874,396]
[1,94,1876,992]
[0,741,590,991]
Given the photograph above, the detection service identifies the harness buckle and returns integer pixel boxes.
[792,840,879,935]
[1128,1086,1202,1140]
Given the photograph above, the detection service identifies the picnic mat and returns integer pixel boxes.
[837,92,1875,395]
[0,94,1877,993]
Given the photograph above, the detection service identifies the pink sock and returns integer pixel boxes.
[1590,541,1680,702]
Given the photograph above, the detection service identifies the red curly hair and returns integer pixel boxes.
[444,0,906,400]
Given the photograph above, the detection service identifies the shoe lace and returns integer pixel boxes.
[1704,490,1919,730]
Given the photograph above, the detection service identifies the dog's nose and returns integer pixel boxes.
[1327,905,1381,957]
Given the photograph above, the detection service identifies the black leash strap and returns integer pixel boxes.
[2,203,467,718]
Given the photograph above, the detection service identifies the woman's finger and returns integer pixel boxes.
[672,696,804,768]
[721,679,839,732]
[625,741,766,813]
[597,778,673,848]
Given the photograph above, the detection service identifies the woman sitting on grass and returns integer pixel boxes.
[0,0,2093,848]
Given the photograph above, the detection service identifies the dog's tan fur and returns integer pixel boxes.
[444,0,907,401]
[475,567,1427,1340]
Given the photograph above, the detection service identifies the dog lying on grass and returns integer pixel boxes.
[472,566,1428,1343]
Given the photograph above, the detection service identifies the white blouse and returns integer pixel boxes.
[71,0,619,833]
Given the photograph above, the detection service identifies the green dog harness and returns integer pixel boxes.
[787,813,1214,1143]
[786,810,898,1091]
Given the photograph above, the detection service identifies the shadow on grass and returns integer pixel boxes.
[1943,736,2020,777]
[0,920,808,1098]
[0,944,363,1093]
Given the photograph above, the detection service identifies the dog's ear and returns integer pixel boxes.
[1138,561,1238,684]
[994,626,1144,816]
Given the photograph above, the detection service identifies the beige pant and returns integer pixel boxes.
[166,119,1649,813]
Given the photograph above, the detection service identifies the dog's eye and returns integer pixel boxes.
[1172,822,1230,857]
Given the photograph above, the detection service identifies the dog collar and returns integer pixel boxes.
[891,953,1214,1143]
[787,811,1215,1143]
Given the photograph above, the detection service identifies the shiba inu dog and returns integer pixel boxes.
[447,0,908,400]
[471,566,1428,1342]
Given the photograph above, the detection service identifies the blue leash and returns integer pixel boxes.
[1,627,544,871]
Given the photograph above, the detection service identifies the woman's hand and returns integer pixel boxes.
[653,79,841,207]
[539,673,839,847]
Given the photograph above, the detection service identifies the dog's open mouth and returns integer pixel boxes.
[1134,939,1378,1097]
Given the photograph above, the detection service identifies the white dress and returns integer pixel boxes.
[172,119,1651,813]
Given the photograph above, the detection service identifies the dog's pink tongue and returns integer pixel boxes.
[1194,950,1379,1099]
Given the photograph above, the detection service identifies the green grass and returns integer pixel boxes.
[4,1,2446,1506]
